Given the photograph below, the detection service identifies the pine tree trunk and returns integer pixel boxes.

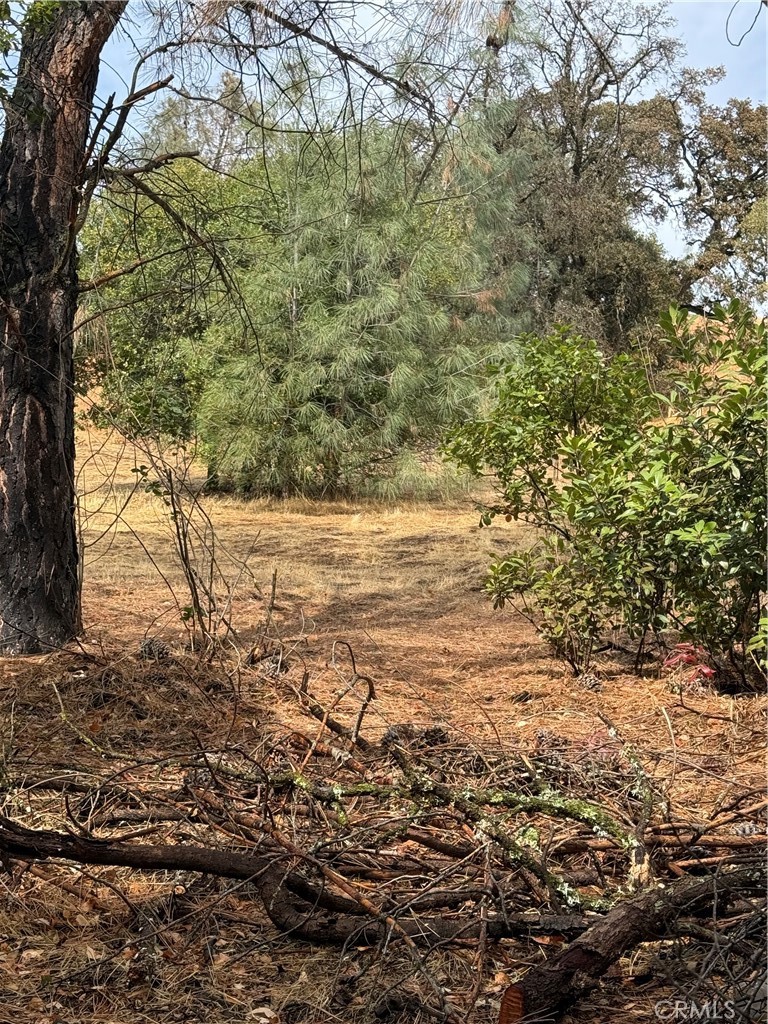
[0,1,126,653]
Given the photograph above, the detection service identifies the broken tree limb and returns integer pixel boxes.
[0,814,276,880]
[499,863,767,1023]
[0,813,594,944]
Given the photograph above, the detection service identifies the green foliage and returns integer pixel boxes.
[746,616,768,678]
[78,158,223,440]
[80,88,529,497]
[674,96,767,304]
[485,0,684,348]
[503,141,680,348]
[25,1,62,29]
[447,303,766,689]
[77,17,765,503]
[197,127,525,497]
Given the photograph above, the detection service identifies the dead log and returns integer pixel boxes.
[499,864,767,1023]
[5,813,759,966]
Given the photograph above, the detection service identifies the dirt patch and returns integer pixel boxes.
[0,421,764,1024]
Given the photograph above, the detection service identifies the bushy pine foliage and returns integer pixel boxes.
[198,127,526,497]
[80,103,529,497]
[78,158,224,439]
[447,303,766,690]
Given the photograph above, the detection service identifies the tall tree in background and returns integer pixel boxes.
[477,0,693,346]
[197,126,527,497]
[672,94,766,304]
[83,101,530,497]
[497,0,766,333]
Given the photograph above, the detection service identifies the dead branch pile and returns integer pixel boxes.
[0,645,765,1023]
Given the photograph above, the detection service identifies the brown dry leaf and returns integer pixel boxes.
[19,949,44,963]
[532,934,565,946]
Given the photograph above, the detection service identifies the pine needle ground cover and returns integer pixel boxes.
[0,419,764,1024]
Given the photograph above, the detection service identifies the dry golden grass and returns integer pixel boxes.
[74,421,766,787]
[0,418,764,1024]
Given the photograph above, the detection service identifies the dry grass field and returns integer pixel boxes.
[0,419,764,1024]
[74,422,766,760]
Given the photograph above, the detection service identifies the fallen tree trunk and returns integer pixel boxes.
[500,864,767,1023]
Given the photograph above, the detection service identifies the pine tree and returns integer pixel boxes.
[199,125,527,497]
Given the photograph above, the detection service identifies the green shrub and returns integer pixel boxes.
[447,303,767,690]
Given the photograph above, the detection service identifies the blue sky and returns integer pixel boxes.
[671,0,766,103]
[96,0,765,259]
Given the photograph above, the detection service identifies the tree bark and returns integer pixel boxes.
[500,864,767,1023]
[0,1,126,652]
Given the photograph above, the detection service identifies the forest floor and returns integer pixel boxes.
[0,421,764,1024]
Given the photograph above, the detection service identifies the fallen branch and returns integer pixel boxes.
[0,814,594,944]
[500,864,767,1023]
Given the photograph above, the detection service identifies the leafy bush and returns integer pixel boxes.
[447,303,766,690]
[78,158,220,441]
